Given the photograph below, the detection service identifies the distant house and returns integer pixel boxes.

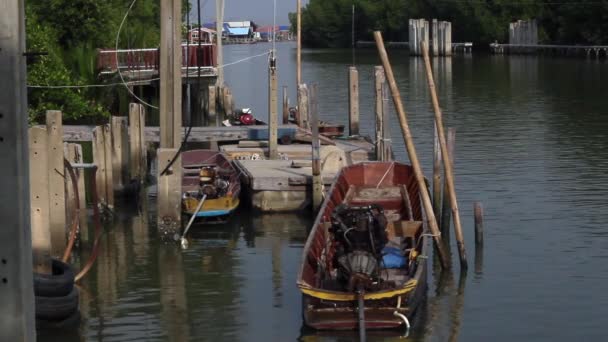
[255,25,293,41]
[188,27,216,43]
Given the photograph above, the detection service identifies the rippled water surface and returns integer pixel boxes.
[39,43,608,341]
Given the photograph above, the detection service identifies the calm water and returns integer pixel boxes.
[40,43,608,341]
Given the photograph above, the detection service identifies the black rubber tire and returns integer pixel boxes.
[35,286,79,321]
[33,258,75,297]
[36,309,81,330]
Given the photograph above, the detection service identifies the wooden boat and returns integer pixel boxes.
[297,161,429,330]
[181,150,241,219]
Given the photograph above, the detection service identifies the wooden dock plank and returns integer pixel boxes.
[48,124,302,143]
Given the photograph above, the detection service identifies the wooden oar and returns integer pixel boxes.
[373,31,450,269]
[421,41,468,270]
[179,194,207,249]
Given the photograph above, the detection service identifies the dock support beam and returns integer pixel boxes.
[129,103,147,183]
[46,110,67,258]
[348,66,360,136]
[208,86,217,126]
[310,84,323,211]
[159,0,183,234]
[0,1,36,335]
[216,0,225,86]
[111,116,129,192]
[268,52,278,159]
[298,84,309,130]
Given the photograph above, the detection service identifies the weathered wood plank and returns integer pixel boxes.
[46,110,66,258]
[29,127,52,274]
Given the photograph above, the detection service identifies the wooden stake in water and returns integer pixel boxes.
[348,66,360,136]
[374,31,450,269]
[433,122,442,224]
[474,202,484,246]
[421,41,467,270]
[374,66,385,161]
[282,86,289,124]
[268,51,278,160]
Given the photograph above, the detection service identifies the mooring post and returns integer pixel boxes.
[268,51,279,160]
[158,0,183,234]
[103,124,114,208]
[381,82,393,161]
[282,86,289,124]
[474,202,484,247]
[129,103,146,183]
[432,19,439,56]
[208,85,217,126]
[310,84,323,211]
[433,123,443,224]
[298,84,309,129]
[0,1,36,334]
[374,31,450,269]
[421,42,467,270]
[348,66,360,136]
[441,128,456,238]
[215,0,225,86]
[111,116,129,192]
[46,110,67,258]
[374,66,385,161]
[93,126,109,206]
[224,86,234,118]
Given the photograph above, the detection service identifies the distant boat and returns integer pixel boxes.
[182,150,241,220]
[297,161,428,330]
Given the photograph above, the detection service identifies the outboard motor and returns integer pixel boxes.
[330,204,388,291]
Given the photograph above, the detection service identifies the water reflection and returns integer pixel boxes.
[37,44,608,341]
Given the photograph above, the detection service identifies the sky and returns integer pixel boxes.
[189,0,309,26]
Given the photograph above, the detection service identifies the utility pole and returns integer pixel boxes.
[296,0,302,89]
[0,0,36,340]
[216,0,225,85]
[268,51,278,160]
[158,0,183,237]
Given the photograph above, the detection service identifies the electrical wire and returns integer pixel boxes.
[116,0,159,109]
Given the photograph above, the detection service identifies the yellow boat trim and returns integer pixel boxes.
[299,279,418,301]
[183,196,240,214]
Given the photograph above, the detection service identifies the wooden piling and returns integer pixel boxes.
[474,202,484,246]
[374,66,385,161]
[129,103,147,182]
[381,82,393,161]
[157,148,182,238]
[208,85,217,126]
[298,84,310,129]
[64,143,77,241]
[224,86,234,118]
[46,110,66,258]
[441,128,456,237]
[421,42,467,270]
[282,86,289,124]
[92,125,113,208]
[268,53,279,160]
[348,66,360,136]
[111,116,129,191]
[433,123,442,222]
[374,31,450,269]
[29,127,53,274]
[310,84,323,211]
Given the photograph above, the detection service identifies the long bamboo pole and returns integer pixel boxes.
[421,41,468,270]
[373,31,450,269]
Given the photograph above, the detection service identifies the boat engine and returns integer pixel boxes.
[198,166,230,199]
[329,204,388,292]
